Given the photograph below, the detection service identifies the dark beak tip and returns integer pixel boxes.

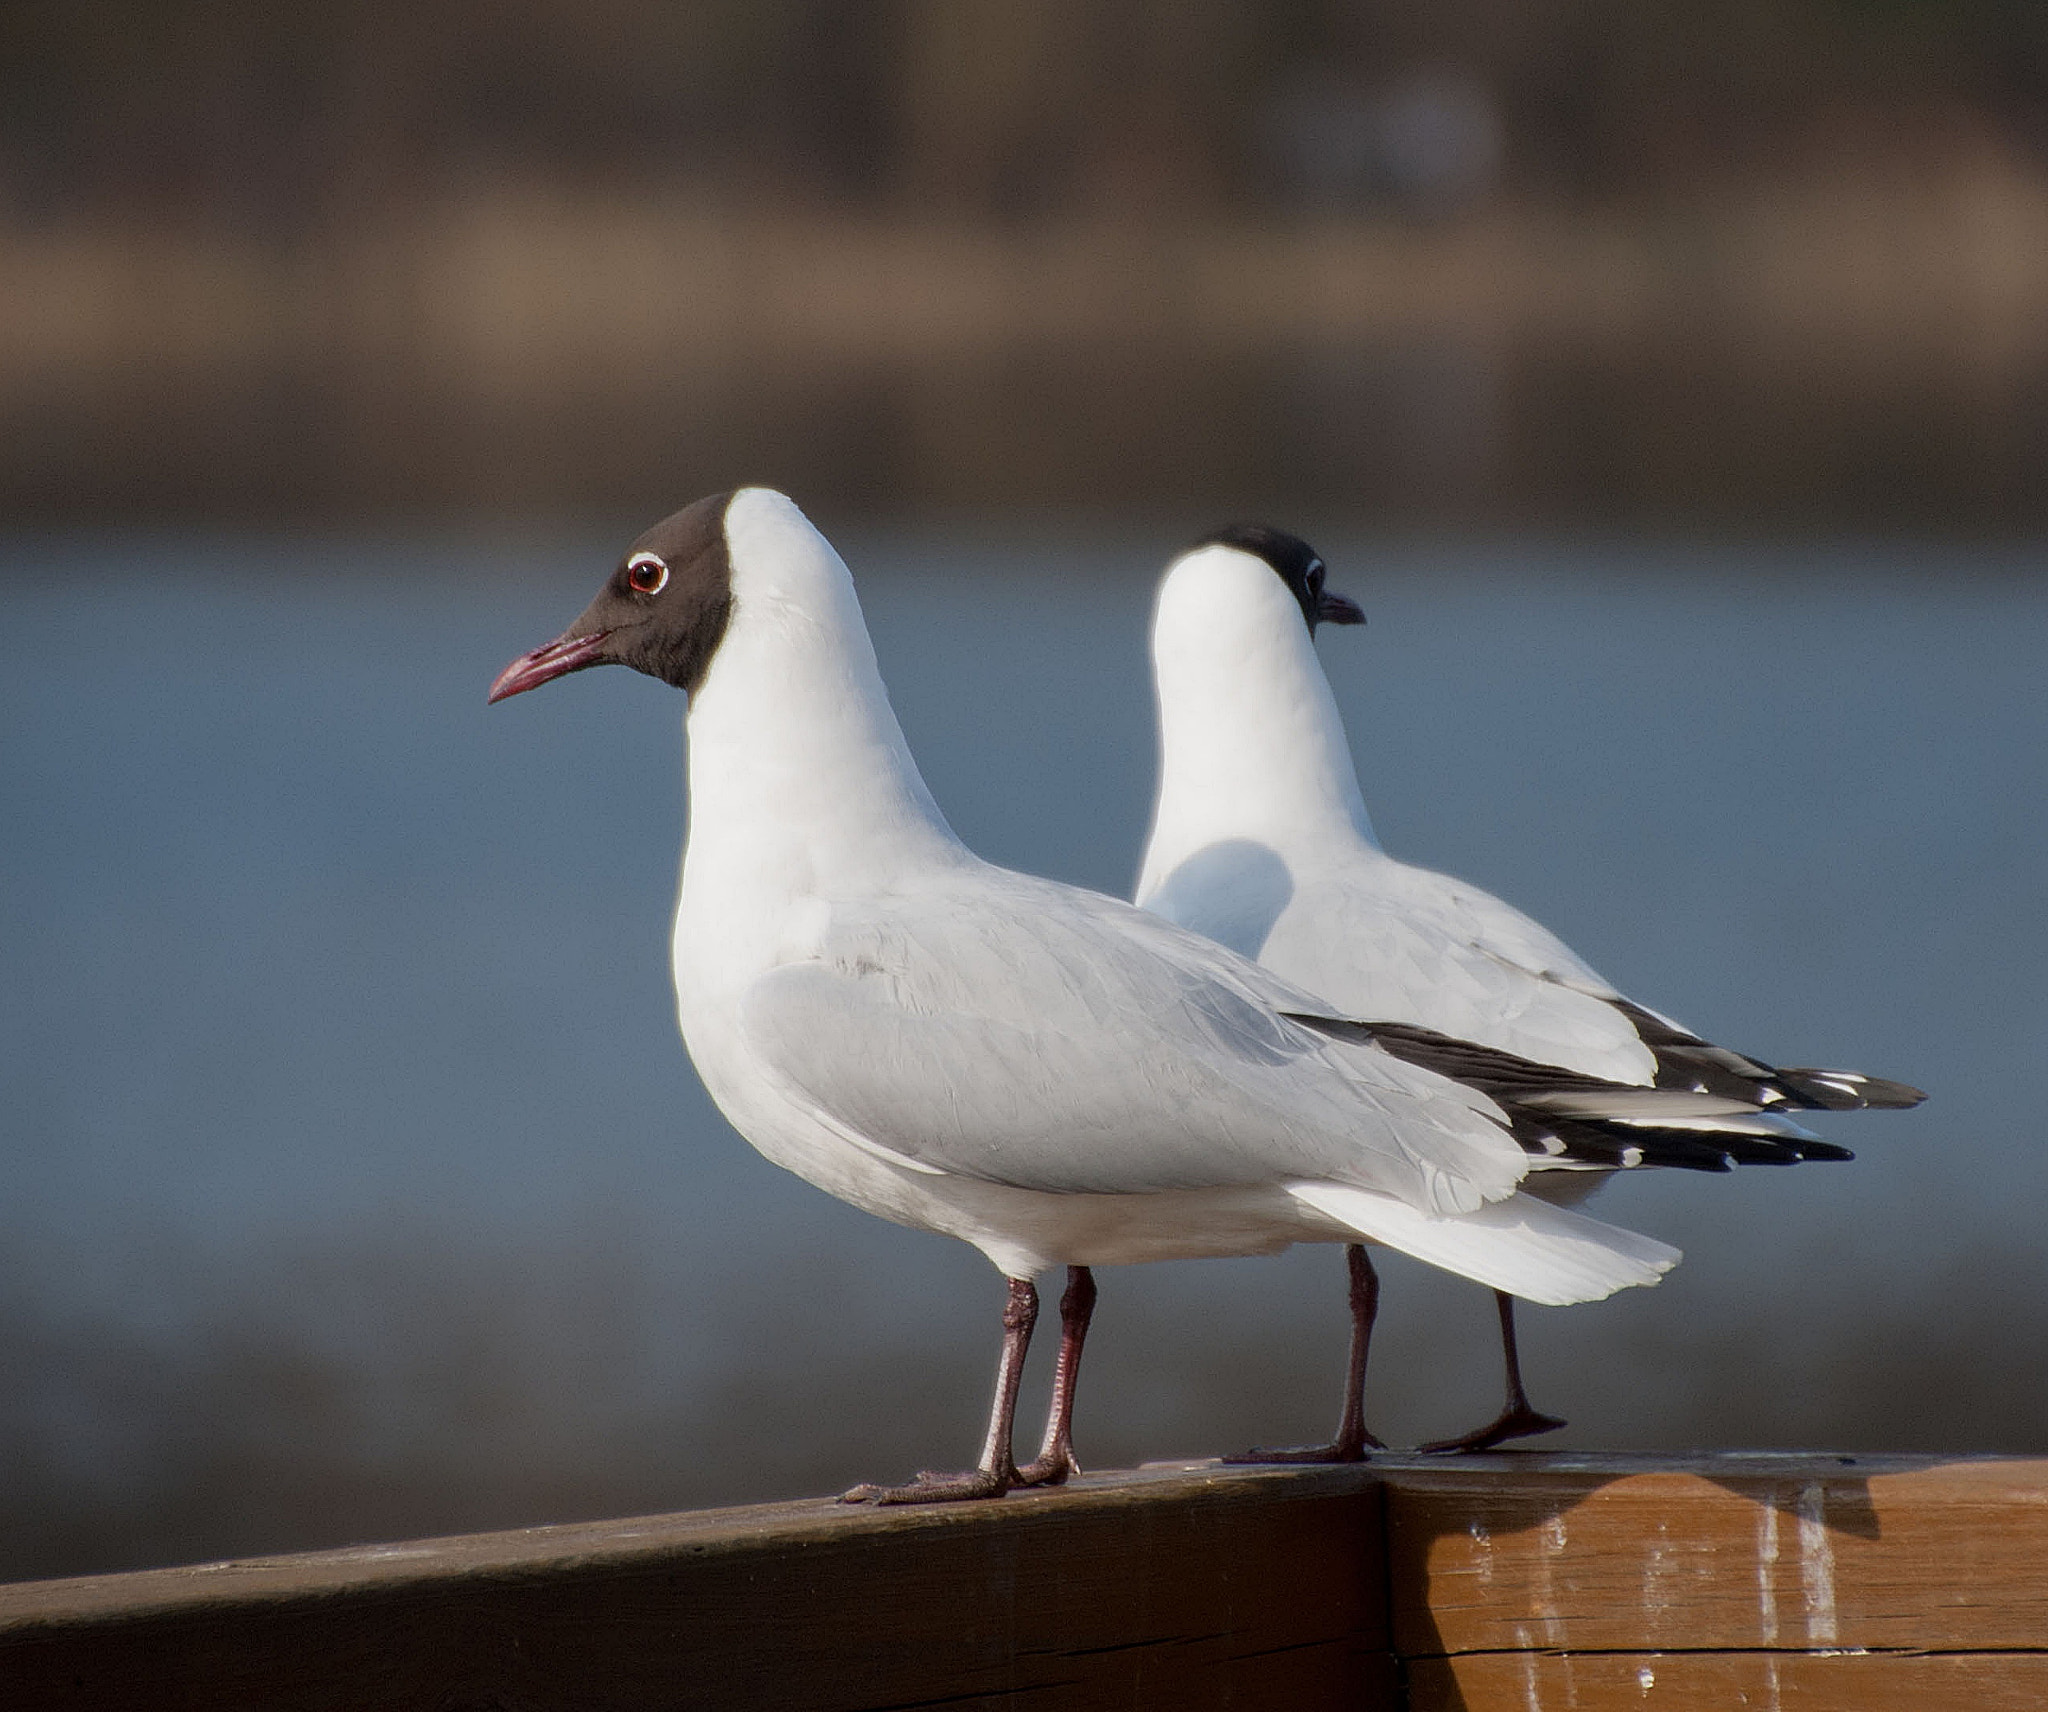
[487,629,613,705]
[1320,592,1367,626]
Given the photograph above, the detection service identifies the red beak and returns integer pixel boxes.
[487,630,613,704]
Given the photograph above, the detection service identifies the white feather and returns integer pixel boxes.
[1285,1181,1681,1306]
[663,491,1669,1288]
[1138,544,1661,1086]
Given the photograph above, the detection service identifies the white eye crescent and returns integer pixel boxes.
[625,552,669,595]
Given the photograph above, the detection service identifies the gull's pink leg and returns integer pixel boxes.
[1018,1266,1097,1486]
[1419,1290,1567,1453]
[1228,1244,1386,1463]
[843,1275,1037,1503]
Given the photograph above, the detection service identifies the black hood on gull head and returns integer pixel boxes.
[489,490,739,703]
[1190,522,1365,632]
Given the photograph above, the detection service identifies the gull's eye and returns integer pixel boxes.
[1306,559,1325,596]
[625,552,669,596]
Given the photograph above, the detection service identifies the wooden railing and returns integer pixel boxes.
[4,1452,2044,1709]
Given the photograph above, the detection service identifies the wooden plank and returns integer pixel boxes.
[1379,1452,2048,1658]
[1410,1650,2048,1712]
[11,1453,2046,1710]
[0,1462,1391,1712]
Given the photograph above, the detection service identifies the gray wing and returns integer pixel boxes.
[737,870,1526,1216]
[1257,860,1922,1118]
[1251,860,1662,1085]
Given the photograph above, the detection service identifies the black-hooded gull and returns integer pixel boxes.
[1135,523,1926,1454]
[490,488,1722,1502]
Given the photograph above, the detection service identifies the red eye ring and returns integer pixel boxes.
[626,553,669,595]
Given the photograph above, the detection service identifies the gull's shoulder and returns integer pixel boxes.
[1320,848,1618,995]
[1258,852,1659,1086]
[832,857,1353,1022]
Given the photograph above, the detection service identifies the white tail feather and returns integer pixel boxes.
[1609,1110,1819,1139]
[1285,1181,1681,1306]
[1517,1088,1819,1139]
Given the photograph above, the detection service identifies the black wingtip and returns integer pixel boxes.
[1850,1076,1928,1110]
[1777,1069,1928,1111]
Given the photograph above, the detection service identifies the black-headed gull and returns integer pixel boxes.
[1137,523,1926,1453]
[489,489,1742,1501]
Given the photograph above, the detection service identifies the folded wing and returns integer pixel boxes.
[1238,865,1650,1082]
[738,870,1530,1217]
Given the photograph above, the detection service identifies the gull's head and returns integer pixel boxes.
[1146,521,1375,858]
[489,490,744,704]
[1183,524,1362,635]
[1163,524,1368,683]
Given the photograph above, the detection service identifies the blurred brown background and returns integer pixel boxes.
[5,2,2044,1586]
[6,0,2048,528]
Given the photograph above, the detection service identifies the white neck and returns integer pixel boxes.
[679,490,963,916]
[1137,545,1378,907]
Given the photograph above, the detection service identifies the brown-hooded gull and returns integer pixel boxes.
[489,488,1714,1502]
[1135,523,1926,1454]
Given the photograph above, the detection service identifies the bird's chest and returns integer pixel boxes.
[671,834,829,990]
[667,876,875,1175]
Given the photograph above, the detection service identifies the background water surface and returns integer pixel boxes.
[2,530,2041,1579]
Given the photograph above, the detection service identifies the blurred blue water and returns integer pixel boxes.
[1,529,2042,1577]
